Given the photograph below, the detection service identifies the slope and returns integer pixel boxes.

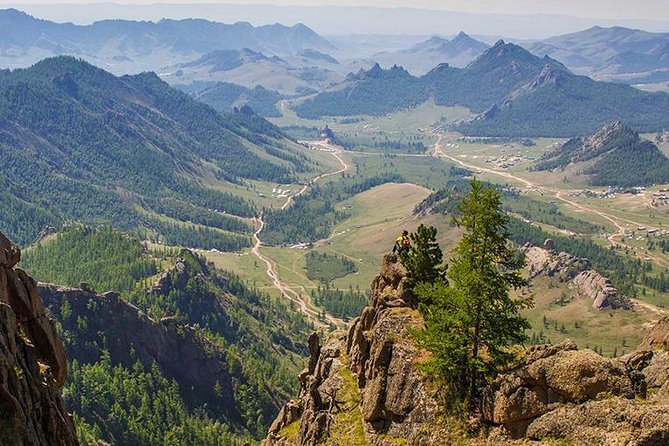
[367,32,490,74]
[22,226,310,444]
[0,56,310,247]
[526,26,669,83]
[533,121,669,187]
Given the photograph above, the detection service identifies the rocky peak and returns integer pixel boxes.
[0,231,77,445]
[264,253,447,445]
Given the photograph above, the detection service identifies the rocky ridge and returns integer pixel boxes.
[523,241,628,310]
[265,253,669,445]
[0,231,77,445]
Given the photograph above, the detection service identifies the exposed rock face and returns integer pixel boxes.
[572,269,627,310]
[0,232,78,446]
[482,320,669,445]
[639,316,669,351]
[523,244,628,310]
[523,244,591,281]
[264,253,446,445]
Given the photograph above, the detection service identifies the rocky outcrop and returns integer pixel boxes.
[264,253,447,445]
[482,320,669,445]
[0,232,77,446]
[523,244,591,281]
[523,244,628,310]
[265,253,669,446]
[572,269,628,310]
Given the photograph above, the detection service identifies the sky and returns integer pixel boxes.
[1,0,667,21]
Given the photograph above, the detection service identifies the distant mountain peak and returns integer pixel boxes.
[453,31,471,41]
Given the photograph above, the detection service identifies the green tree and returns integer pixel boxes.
[400,224,447,295]
[415,180,532,407]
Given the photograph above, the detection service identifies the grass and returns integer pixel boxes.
[327,356,373,446]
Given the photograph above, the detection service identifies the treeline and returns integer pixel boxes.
[142,197,252,233]
[22,226,158,294]
[137,220,252,251]
[311,283,369,320]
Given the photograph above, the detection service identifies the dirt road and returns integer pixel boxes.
[251,143,349,328]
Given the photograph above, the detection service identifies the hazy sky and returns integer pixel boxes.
[2,0,667,21]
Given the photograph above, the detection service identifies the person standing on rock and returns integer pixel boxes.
[393,230,411,254]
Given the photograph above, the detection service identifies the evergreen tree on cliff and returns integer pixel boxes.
[415,179,532,408]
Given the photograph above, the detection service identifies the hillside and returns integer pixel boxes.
[0,56,311,247]
[526,26,669,84]
[0,8,334,73]
[179,81,283,117]
[294,41,669,137]
[22,226,311,444]
[533,121,669,186]
[367,32,489,74]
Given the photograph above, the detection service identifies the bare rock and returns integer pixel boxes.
[527,398,669,446]
[572,269,627,310]
[483,341,635,434]
[640,316,669,351]
[522,246,590,282]
[0,231,77,445]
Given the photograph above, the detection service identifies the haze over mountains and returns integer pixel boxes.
[296,40,669,136]
[11,2,669,38]
[1,7,668,97]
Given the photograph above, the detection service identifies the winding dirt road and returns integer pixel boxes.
[251,143,349,327]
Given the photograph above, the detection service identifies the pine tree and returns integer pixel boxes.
[414,180,532,408]
[400,224,447,296]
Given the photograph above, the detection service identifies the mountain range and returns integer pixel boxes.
[295,40,669,137]
[166,48,340,94]
[0,8,333,74]
[0,56,310,247]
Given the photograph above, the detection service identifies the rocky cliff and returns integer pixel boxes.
[265,253,669,446]
[0,232,77,445]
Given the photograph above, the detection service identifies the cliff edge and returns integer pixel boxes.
[0,232,77,446]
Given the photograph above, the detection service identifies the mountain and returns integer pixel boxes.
[168,48,339,94]
[295,63,427,118]
[178,81,284,117]
[0,9,334,75]
[295,41,669,137]
[0,56,311,247]
[21,226,310,444]
[369,32,490,74]
[526,26,669,84]
[532,121,669,187]
[264,253,669,445]
[0,232,77,445]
